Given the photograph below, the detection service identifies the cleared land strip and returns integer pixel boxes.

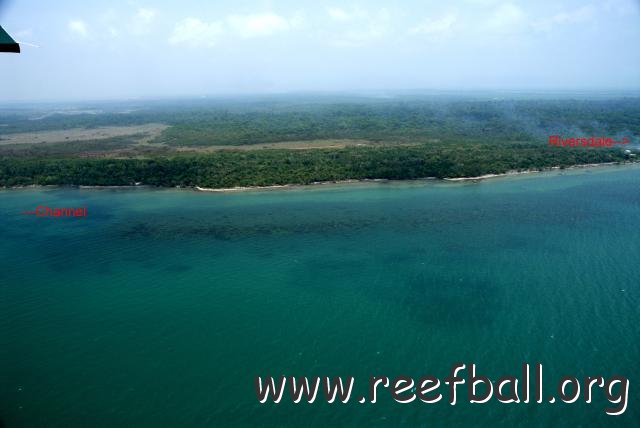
[0,123,169,145]
[173,139,429,152]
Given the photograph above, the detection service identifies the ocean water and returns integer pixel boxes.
[1,166,639,427]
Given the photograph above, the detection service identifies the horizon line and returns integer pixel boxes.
[2,87,640,106]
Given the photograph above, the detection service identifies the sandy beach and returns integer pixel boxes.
[2,161,637,192]
[193,162,634,192]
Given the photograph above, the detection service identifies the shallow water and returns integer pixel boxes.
[1,166,639,427]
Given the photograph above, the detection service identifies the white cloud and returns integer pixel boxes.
[327,7,350,21]
[226,13,291,38]
[484,3,525,33]
[168,12,304,47]
[329,8,392,47]
[68,20,88,37]
[289,12,306,30]
[99,9,119,38]
[131,7,158,35]
[169,18,224,47]
[409,13,457,36]
[532,5,596,32]
[137,8,157,23]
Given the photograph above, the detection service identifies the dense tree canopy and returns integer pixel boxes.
[0,96,638,188]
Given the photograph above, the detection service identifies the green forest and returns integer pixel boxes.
[0,95,638,187]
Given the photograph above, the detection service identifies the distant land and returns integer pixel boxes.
[0,93,638,188]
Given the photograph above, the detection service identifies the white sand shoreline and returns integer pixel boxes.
[193,162,633,192]
[194,178,390,193]
[2,161,638,192]
[441,162,621,182]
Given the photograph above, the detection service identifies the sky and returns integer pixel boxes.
[0,0,639,101]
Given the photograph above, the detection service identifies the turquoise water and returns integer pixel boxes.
[1,166,639,427]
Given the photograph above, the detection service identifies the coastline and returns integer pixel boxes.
[2,161,638,193]
[194,179,391,193]
[440,162,621,182]
[193,161,634,192]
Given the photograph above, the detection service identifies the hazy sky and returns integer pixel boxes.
[1,0,639,101]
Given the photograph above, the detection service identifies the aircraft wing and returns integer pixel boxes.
[0,24,20,52]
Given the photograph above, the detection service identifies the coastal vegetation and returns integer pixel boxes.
[0,142,633,188]
[0,96,638,187]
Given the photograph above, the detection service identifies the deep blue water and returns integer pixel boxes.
[1,165,639,427]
